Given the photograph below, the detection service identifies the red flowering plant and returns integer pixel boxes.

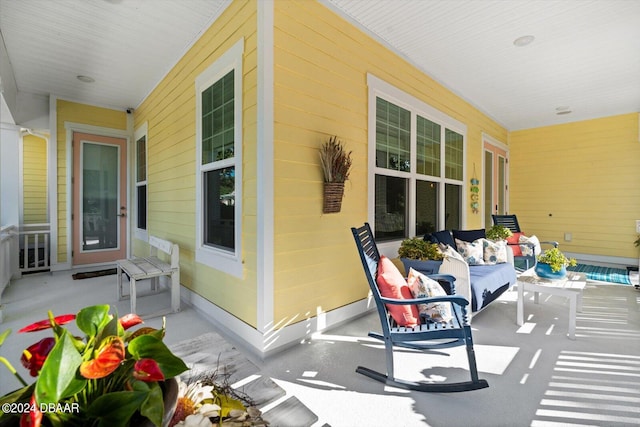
[0,305,188,427]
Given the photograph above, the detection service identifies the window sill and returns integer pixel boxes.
[196,245,243,279]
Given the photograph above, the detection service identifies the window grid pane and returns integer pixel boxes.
[416,115,441,176]
[137,185,147,230]
[445,129,463,180]
[374,174,407,240]
[416,180,438,236]
[375,97,411,172]
[204,167,235,251]
[202,71,234,165]
[445,183,462,230]
[136,136,146,183]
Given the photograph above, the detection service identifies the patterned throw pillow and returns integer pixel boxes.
[407,268,453,324]
[455,238,485,265]
[519,235,541,257]
[439,243,465,262]
[483,239,508,264]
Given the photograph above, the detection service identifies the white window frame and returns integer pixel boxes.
[195,38,244,278]
[134,122,148,242]
[367,74,467,253]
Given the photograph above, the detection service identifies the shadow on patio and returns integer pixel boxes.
[1,272,639,426]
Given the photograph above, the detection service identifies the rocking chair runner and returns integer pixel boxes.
[351,223,488,392]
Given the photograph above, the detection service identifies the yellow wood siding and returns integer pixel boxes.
[133,0,259,326]
[510,113,640,258]
[271,1,507,325]
[55,99,127,263]
[22,134,47,224]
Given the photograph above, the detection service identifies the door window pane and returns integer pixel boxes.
[204,167,235,251]
[416,180,438,236]
[375,175,407,240]
[82,143,118,251]
[484,150,493,226]
[498,156,506,214]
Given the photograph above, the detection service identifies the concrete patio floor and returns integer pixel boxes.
[1,270,639,426]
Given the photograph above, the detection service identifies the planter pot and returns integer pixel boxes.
[140,377,179,427]
[535,263,567,280]
[323,182,345,213]
[400,258,443,276]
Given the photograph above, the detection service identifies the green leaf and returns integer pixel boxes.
[0,383,34,407]
[0,329,11,346]
[139,381,164,427]
[76,305,110,336]
[127,335,188,379]
[218,394,246,418]
[35,330,85,405]
[86,390,148,427]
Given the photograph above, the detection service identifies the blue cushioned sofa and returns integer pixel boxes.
[401,228,517,319]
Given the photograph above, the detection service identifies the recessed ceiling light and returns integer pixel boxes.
[513,35,535,47]
[77,75,95,83]
[555,106,572,115]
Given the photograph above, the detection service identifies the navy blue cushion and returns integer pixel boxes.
[453,228,486,243]
[430,230,456,250]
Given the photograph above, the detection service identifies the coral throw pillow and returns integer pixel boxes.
[376,256,419,327]
[506,232,524,256]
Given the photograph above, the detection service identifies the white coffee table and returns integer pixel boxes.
[516,269,587,339]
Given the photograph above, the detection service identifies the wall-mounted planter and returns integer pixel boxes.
[319,136,351,214]
[323,182,345,213]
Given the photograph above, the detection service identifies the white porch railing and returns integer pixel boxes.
[1,224,19,323]
[19,223,51,273]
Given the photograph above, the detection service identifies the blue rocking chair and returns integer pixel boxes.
[351,223,488,392]
[492,214,558,271]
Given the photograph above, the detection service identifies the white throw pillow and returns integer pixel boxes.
[407,268,453,324]
[483,239,508,264]
[519,235,542,257]
[455,238,485,265]
[439,243,465,262]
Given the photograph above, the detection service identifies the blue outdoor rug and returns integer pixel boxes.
[567,263,632,285]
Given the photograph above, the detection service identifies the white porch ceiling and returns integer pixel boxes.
[0,0,638,131]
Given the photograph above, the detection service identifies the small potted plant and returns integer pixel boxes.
[485,225,513,241]
[398,237,444,276]
[535,247,577,279]
[319,136,352,213]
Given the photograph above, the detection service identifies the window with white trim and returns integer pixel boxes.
[195,39,243,278]
[134,123,148,241]
[368,74,466,241]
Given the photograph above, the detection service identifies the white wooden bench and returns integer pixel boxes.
[117,236,180,317]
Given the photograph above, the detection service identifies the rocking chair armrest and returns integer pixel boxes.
[424,273,455,283]
[379,294,469,308]
[422,273,457,295]
[540,240,559,248]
